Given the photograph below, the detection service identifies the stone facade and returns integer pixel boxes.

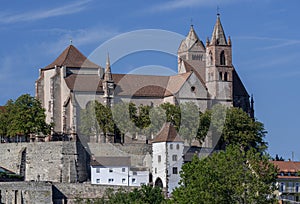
[35,15,253,142]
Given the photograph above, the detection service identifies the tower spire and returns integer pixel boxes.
[104,53,112,81]
[210,13,227,45]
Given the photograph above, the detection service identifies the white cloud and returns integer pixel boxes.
[147,0,237,12]
[0,0,92,24]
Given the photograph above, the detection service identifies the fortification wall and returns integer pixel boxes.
[0,182,135,204]
[0,141,87,183]
[0,182,52,204]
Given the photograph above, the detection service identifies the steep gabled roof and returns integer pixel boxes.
[44,45,100,70]
[181,60,207,90]
[178,25,205,53]
[210,15,227,46]
[152,122,183,143]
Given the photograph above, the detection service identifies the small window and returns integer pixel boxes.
[158,155,161,163]
[122,168,126,172]
[224,72,228,81]
[155,168,157,174]
[109,168,113,173]
[191,86,196,92]
[133,171,137,176]
[219,72,223,81]
[132,178,136,184]
[122,178,126,184]
[108,178,114,183]
[173,167,178,174]
[172,155,178,161]
[96,168,100,173]
[176,144,180,150]
[96,179,100,183]
[170,144,173,149]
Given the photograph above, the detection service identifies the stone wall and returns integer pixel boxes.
[0,141,88,183]
[0,182,136,204]
[0,182,52,204]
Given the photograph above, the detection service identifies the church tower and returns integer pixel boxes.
[206,14,233,106]
[103,54,114,107]
[178,25,206,80]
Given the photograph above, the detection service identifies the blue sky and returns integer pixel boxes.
[0,0,299,159]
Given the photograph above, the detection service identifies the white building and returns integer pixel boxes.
[129,167,149,187]
[91,156,131,186]
[151,122,184,195]
[91,156,149,186]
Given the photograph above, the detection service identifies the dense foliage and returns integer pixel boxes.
[196,105,268,152]
[0,94,51,140]
[171,145,278,204]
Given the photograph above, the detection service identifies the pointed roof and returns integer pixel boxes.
[152,122,184,143]
[187,25,200,43]
[178,25,205,53]
[104,53,113,81]
[210,14,227,45]
[44,45,100,70]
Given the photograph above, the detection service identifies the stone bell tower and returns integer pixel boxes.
[177,25,206,80]
[103,54,114,107]
[206,14,233,106]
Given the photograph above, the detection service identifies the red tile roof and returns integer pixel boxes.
[43,45,100,70]
[152,122,183,143]
[271,161,300,172]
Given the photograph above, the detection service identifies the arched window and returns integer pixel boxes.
[209,51,213,65]
[224,72,228,81]
[220,50,226,65]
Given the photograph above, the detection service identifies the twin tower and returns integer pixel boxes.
[178,14,235,106]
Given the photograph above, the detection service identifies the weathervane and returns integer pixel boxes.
[190,18,193,27]
[217,6,220,16]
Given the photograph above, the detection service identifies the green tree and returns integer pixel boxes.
[111,102,137,136]
[4,94,51,141]
[196,105,267,152]
[178,102,200,145]
[171,145,278,204]
[79,101,101,139]
[160,102,181,130]
[94,101,114,141]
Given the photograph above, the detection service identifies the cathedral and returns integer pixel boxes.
[35,14,253,143]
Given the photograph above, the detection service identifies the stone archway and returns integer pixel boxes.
[154,177,163,188]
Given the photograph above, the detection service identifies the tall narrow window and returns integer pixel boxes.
[220,50,226,65]
[219,72,223,81]
[224,72,228,81]
[209,51,213,65]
